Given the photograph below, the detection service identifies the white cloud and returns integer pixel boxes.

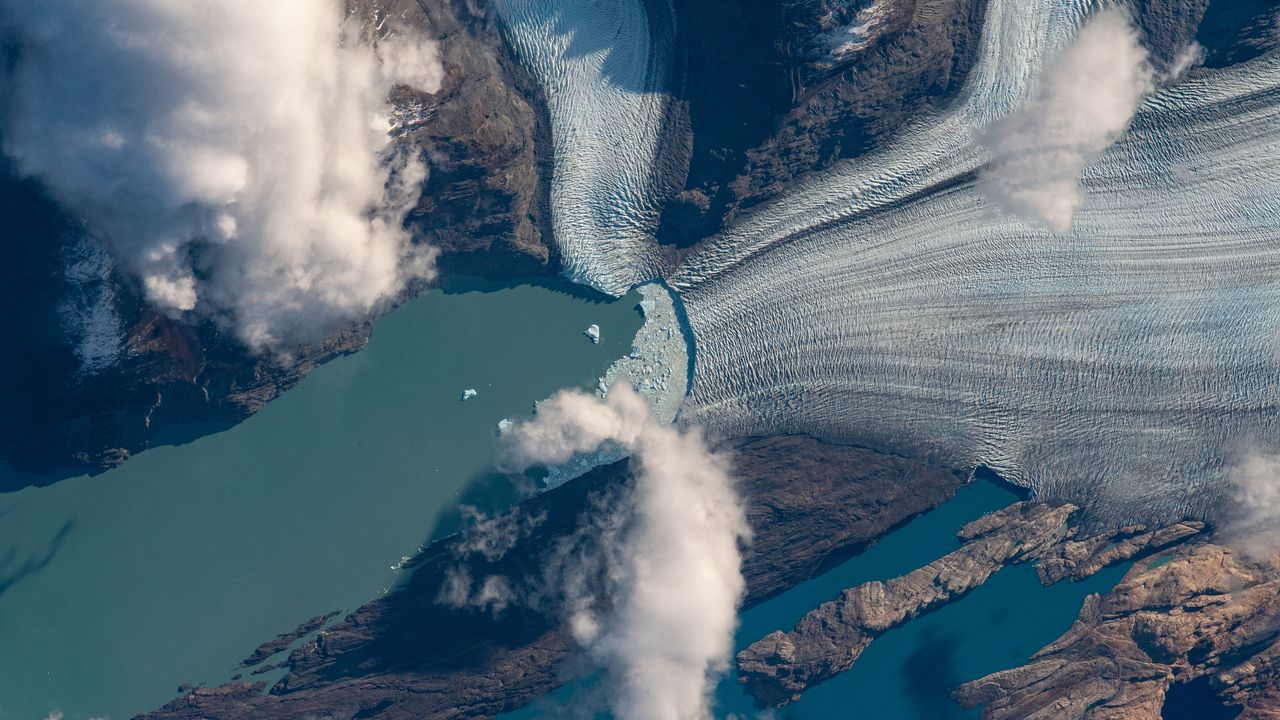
[980,7,1154,234]
[506,383,750,720]
[435,566,516,614]
[1164,42,1205,81]
[0,1,444,351]
[456,505,548,562]
[1220,450,1280,561]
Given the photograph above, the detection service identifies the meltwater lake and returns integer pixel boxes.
[0,280,643,720]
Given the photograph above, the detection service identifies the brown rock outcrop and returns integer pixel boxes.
[737,501,1077,706]
[137,436,963,719]
[954,544,1280,719]
[661,0,988,245]
[366,0,555,279]
[240,611,342,669]
[1035,520,1205,585]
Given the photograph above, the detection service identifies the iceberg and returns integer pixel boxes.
[535,283,694,489]
[584,324,601,344]
[461,389,478,401]
[501,0,1280,528]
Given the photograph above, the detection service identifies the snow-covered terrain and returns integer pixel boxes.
[59,233,126,375]
[492,0,681,295]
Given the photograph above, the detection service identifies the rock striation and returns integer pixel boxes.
[738,501,1075,705]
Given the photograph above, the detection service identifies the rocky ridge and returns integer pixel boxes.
[954,544,1280,719]
[659,0,989,246]
[737,501,1207,707]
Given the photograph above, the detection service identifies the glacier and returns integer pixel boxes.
[499,0,1280,527]
[670,0,1280,525]
[538,282,693,489]
[491,0,683,295]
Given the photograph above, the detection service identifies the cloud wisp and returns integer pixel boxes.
[1219,450,1280,562]
[0,1,443,351]
[980,7,1154,234]
[506,383,750,720]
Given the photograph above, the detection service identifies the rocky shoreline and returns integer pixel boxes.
[734,496,1280,717]
[954,543,1280,719]
[737,501,1205,706]
[0,0,557,481]
[137,435,965,719]
[2,0,1224,480]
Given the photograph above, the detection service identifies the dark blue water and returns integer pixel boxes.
[504,480,1128,719]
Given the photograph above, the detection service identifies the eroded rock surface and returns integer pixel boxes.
[954,544,1280,719]
[737,501,1210,707]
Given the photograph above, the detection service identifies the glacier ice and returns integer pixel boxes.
[499,0,1280,527]
[670,0,1280,526]
[491,0,682,295]
[536,283,694,489]
[600,283,692,426]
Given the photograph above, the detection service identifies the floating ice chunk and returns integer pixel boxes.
[598,283,692,426]
[497,418,514,434]
[584,324,601,344]
[461,388,478,401]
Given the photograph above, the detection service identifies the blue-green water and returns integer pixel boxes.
[0,282,644,720]
[504,480,1127,719]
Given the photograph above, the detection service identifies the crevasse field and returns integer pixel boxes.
[498,0,1280,526]
[492,0,682,294]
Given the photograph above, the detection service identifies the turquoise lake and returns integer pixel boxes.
[0,281,644,720]
[503,480,1128,719]
[0,278,1129,720]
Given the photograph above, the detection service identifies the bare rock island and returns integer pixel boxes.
[737,501,1207,707]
